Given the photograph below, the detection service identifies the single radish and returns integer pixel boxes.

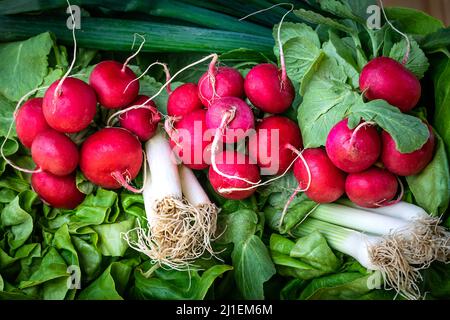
[89,60,139,109]
[42,77,97,133]
[326,119,381,173]
[244,63,295,114]
[167,83,203,117]
[198,66,244,108]
[345,167,399,208]
[248,115,302,175]
[208,150,260,200]
[206,97,254,144]
[381,127,435,176]
[359,57,421,112]
[31,130,79,176]
[15,98,50,148]
[80,128,143,191]
[31,171,85,209]
[167,109,212,170]
[119,95,161,141]
[294,148,346,203]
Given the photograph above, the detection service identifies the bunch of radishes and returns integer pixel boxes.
[164,59,306,201]
[14,60,161,209]
[296,56,435,208]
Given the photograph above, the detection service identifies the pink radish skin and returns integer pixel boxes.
[42,77,97,133]
[89,60,139,109]
[294,148,346,203]
[31,171,85,209]
[15,98,50,148]
[381,127,435,176]
[169,109,212,170]
[119,95,161,141]
[198,66,244,108]
[248,116,302,175]
[31,130,79,176]
[80,128,143,190]
[244,63,295,114]
[359,57,421,112]
[345,167,398,208]
[206,97,254,144]
[208,150,260,200]
[167,83,203,117]
[326,119,381,173]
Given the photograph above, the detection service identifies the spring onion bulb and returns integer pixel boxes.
[122,130,216,269]
[311,203,450,267]
[292,218,422,300]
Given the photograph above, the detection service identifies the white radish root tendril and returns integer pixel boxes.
[109,54,219,125]
[53,0,77,106]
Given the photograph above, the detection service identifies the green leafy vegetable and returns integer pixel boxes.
[131,262,232,300]
[432,56,450,158]
[297,57,357,148]
[386,7,444,35]
[406,132,450,216]
[0,32,53,101]
[232,235,276,300]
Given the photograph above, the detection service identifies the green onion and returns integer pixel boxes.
[291,218,422,300]
[0,0,271,37]
[0,16,275,54]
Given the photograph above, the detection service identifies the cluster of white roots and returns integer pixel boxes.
[370,217,450,300]
[122,197,218,271]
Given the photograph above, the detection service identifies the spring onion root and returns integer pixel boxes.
[339,200,450,265]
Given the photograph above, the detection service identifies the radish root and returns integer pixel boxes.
[210,108,262,187]
[349,121,377,147]
[239,2,294,86]
[53,0,77,104]
[108,54,219,125]
[122,33,145,72]
[217,143,309,194]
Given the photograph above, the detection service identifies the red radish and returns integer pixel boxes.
[42,77,97,133]
[381,127,435,176]
[359,57,421,112]
[167,83,203,117]
[119,95,161,141]
[15,98,50,148]
[248,115,302,175]
[168,109,212,170]
[31,171,85,209]
[80,128,143,190]
[244,63,295,114]
[208,150,260,200]
[89,60,139,109]
[31,130,79,176]
[294,148,346,203]
[198,66,244,108]
[206,97,254,144]
[326,119,381,173]
[345,167,399,208]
